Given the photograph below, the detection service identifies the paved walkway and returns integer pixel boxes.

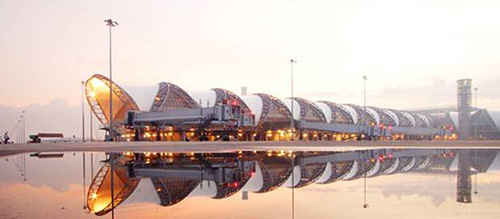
[1,141,500,154]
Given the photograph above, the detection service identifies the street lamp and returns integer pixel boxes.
[13,119,20,143]
[474,87,478,139]
[474,148,478,195]
[360,76,367,138]
[290,59,297,141]
[291,155,295,219]
[81,81,87,209]
[21,110,26,181]
[104,18,118,219]
[21,110,25,143]
[360,151,369,208]
[104,19,118,141]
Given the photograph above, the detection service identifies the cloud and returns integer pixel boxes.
[0,98,103,141]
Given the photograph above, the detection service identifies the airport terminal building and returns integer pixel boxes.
[84,74,500,142]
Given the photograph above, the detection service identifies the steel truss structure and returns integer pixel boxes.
[151,82,200,111]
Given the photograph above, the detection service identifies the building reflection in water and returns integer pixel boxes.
[85,149,499,216]
[457,150,472,203]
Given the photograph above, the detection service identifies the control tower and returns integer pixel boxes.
[457,79,472,140]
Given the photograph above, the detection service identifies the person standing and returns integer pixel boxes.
[3,131,10,144]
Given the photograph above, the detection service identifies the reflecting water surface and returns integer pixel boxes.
[1,148,500,218]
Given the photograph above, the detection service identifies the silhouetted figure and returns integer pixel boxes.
[3,132,10,144]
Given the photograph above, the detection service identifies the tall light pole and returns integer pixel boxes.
[363,157,368,208]
[362,76,367,137]
[13,119,20,143]
[290,59,297,141]
[21,110,26,181]
[16,119,21,143]
[360,151,368,208]
[104,19,118,219]
[474,148,478,195]
[104,19,118,141]
[81,81,87,209]
[291,155,295,219]
[81,81,85,142]
[474,87,478,139]
[22,110,25,143]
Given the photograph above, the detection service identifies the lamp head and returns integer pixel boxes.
[104,19,118,27]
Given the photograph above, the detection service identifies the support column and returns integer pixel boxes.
[134,129,140,141]
[156,126,161,141]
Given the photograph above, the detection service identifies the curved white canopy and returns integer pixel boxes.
[489,111,500,130]
[189,180,218,198]
[416,156,431,170]
[416,113,431,127]
[315,102,332,123]
[340,104,358,124]
[241,162,264,192]
[281,98,301,120]
[120,178,161,206]
[187,90,216,107]
[449,112,459,128]
[383,109,400,126]
[366,160,381,177]
[365,107,381,125]
[241,95,263,126]
[383,158,399,175]
[284,166,301,187]
[121,84,159,111]
[315,162,333,183]
[341,161,359,180]
[401,157,416,172]
[401,112,417,127]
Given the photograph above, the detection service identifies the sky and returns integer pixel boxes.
[1,0,500,138]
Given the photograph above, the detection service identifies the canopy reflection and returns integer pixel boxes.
[87,149,499,216]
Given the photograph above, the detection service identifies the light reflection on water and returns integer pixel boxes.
[0,148,499,219]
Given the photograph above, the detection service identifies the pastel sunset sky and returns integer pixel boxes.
[1,0,499,138]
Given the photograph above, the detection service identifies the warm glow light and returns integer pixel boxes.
[91,78,108,91]
[91,202,108,213]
